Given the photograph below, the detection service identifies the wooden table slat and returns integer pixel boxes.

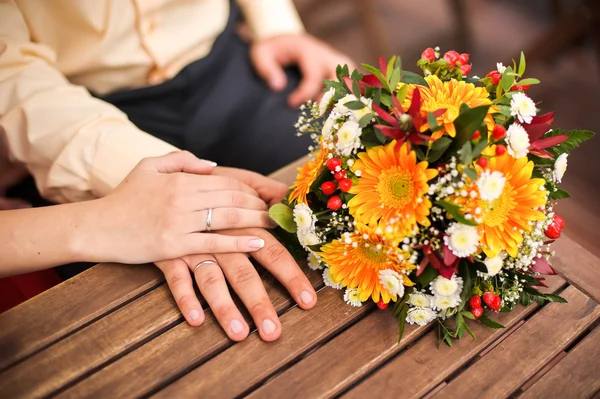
[56,268,322,399]
[152,288,371,399]
[330,276,564,398]
[432,285,600,399]
[0,263,161,372]
[520,326,600,399]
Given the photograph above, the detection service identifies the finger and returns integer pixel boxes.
[155,259,205,326]
[142,151,217,174]
[216,253,281,341]
[211,167,288,206]
[288,56,325,107]
[191,255,249,341]
[188,175,259,197]
[182,233,266,254]
[191,191,267,211]
[190,208,274,232]
[224,229,317,310]
[251,45,287,91]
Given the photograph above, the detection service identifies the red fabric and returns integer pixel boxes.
[0,269,62,313]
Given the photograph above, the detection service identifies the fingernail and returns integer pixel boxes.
[261,319,277,335]
[249,238,265,249]
[230,319,244,335]
[189,309,201,322]
[300,290,313,305]
[199,159,218,167]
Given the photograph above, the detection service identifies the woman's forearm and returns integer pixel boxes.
[0,200,103,277]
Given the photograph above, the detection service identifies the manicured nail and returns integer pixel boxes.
[230,319,244,335]
[300,290,313,305]
[249,238,265,249]
[261,319,276,334]
[199,159,218,167]
[189,309,201,322]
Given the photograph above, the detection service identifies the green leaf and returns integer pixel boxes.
[435,200,478,226]
[344,100,367,110]
[396,84,408,104]
[461,310,475,320]
[362,64,389,91]
[458,261,472,311]
[460,141,473,165]
[427,137,452,163]
[549,188,571,200]
[451,105,491,153]
[478,314,505,329]
[373,126,388,144]
[544,129,595,156]
[472,138,489,159]
[400,70,429,87]
[501,66,515,92]
[373,88,381,107]
[463,320,477,340]
[358,113,373,128]
[463,167,478,181]
[415,264,439,287]
[352,80,361,98]
[386,56,397,79]
[543,293,568,303]
[397,304,409,343]
[413,145,426,161]
[268,203,297,233]
[427,111,442,132]
[380,93,393,107]
[517,78,540,85]
[336,64,350,82]
[390,68,401,91]
[518,51,526,76]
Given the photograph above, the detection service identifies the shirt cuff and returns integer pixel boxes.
[90,122,179,197]
[238,0,305,40]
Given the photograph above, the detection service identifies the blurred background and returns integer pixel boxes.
[294,0,600,257]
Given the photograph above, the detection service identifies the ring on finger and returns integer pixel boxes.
[206,208,213,232]
[193,259,218,274]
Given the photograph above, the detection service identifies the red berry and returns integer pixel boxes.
[458,53,470,65]
[490,295,502,311]
[495,144,507,156]
[320,181,336,196]
[469,295,482,309]
[421,47,435,62]
[338,178,353,192]
[492,125,506,140]
[476,157,489,168]
[553,214,565,229]
[333,170,347,181]
[326,158,342,171]
[511,84,531,91]
[471,306,483,319]
[327,195,342,211]
[472,130,481,140]
[545,223,561,239]
[443,50,459,66]
[486,70,501,85]
[459,64,472,76]
[482,292,495,307]
[377,299,389,310]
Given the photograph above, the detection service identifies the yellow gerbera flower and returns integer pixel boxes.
[460,154,547,258]
[288,145,329,205]
[402,75,498,140]
[319,224,414,303]
[348,141,437,234]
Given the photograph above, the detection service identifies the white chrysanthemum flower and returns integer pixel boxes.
[484,255,504,276]
[432,294,461,310]
[297,230,321,251]
[319,87,335,116]
[334,94,372,121]
[477,170,506,201]
[496,62,507,73]
[323,268,342,289]
[293,203,316,232]
[506,123,530,159]
[444,223,479,257]
[335,120,362,156]
[333,94,356,114]
[378,269,405,297]
[430,275,463,297]
[352,97,373,121]
[321,111,340,141]
[553,153,568,183]
[344,288,363,307]
[510,92,537,124]
[406,307,437,326]
[307,253,323,270]
[408,292,432,308]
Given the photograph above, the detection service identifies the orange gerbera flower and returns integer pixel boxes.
[348,141,437,234]
[319,224,414,303]
[402,75,498,140]
[288,145,329,205]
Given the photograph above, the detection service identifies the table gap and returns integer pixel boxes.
[563,317,600,353]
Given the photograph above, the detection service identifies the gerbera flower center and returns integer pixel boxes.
[480,183,516,227]
[357,240,388,264]
[377,168,415,208]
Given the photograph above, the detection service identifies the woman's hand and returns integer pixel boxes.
[75,151,274,264]
[156,228,317,342]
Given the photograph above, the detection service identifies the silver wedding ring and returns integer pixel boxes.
[193,260,218,274]
[206,208,213,231]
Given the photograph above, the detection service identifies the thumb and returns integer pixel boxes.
[146,151,217,175]
[251,46,287,91]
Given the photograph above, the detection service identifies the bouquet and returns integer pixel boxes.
[269,47,595,345]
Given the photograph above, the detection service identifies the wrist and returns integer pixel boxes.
[66,198,111,263]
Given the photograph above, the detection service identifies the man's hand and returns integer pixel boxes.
[213,166,289,206]
[156,228,317,342]
[250,34,355,107]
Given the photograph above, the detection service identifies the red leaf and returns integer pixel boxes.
[529,148,554,158]
[438,260,459,279]
[416,259,429,276]
[375,125,403,139]
[409,87,421,116]
[524,112,555,142]
[394,136,407,151]
[361,74,383,88]
[343,76,354,92]
[443,243,457,266]
[531,134,568,149]
[432,108,447,117]
[533,277,549,288]
[372,104,398,126]
[378,56,387,76]
[530,257,557,275]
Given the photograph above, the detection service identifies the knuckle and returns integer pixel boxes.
[198,270,222,290]
[249,300,270,316]
[202,235,219,252]
[230,192,245,207]
[286,273,305,289]
[225,209,240,226]
[231,265,256,286]
[264,244,287,263]
[176,293,197,310]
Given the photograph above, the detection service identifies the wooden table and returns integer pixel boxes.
[1,159,600,399]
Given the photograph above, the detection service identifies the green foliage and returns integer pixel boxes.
[414,264,439,287]
[344,100,367,110]
[523,287,568,303]
[518,51,526,76]
[449,105,491,155]
[549,188,571,200]
[427,137,452,162]
[478,314,505,329]
[400,71,429,87]
[458,261,473,312]
[501,66,515,92]
[268,203,296,233]
[436,200,478,226]
[544,129,595,156]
